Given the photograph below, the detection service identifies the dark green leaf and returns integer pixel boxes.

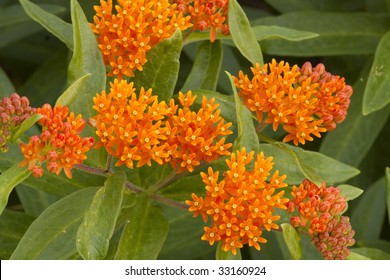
[262,0,365,12]
[0,67,15,97]
[76,171,126,260]
[56,73,90,107]
[281,223,302,260]
[19,0,73,50]
[351,177,386,241]
[226,72,260,158]
[252,25,318,42]
[0,209,35,259]
[363,31,390,115]
[386,167,390,224]
[320,63,390,167]
[255,12,390,56]
[259,143,360,185]
[338,184,364,201]
[11,114,42,143]
[115,192,169,259]
[181,40,222,92]
[228,0,263,65]
[10,187,98,259]
[133,29,182,103]
[216,242,242,260]
[350,247,390,260]
[0,164,31,215]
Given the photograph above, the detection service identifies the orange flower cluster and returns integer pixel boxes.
[92,79,232,173]
[174,0,229,42]
[186,148,289,255]
[91,0,192,78]
[287,179,355,260]
[234,59,353,145]
[20,104,94,178]
[0,93,36,152]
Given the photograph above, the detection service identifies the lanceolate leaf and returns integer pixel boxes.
[56,73,91,107]
[338,184,364,201]
[252,25,318,42]
[19,0,73,51]
[350,248,390,260]
[363,30,390,115]
[228,0,263,65]
[11,114,42,143]
[281,223,302,260]
[216,242,242,260]
[0,67,15,97]
[385,167,390,224]
[10,187,99,260]
[115,192,169,260]
[76,171,126,260]
[133,29,182,103]
[181,40,223,92]
[0,165,31,215]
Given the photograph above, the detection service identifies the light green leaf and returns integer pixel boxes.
[228,0,263,65]
[11,114,42,143]
[259,143,360,185]
[19,0,73,50]
[281,223,302,260]
[0,165,31,215]
[0,67,15,97]
[338,184,364,201]
[226,72,260,158]
[255,12,390,56]
[181,40,222,92]
[10,187,98,260]
[56,73,90,107]
[363,31,390,115]
[350,248,390,260]
[252,25,318,42]
[351,177,386,241]
[386,167,390,224]
[133,29,182,103]
[262,0,364,13]
[76,171,126,260]
[115,192,169,260]
[347,251,371,260]
[216,242,242,260]
[320,63,390,167]
[0,209,35,259]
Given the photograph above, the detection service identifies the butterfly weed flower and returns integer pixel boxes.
[233,59,353,146]
[287,179,355,260]
[19,104,94,178]
[0,93,36,153]
[186,148,289,255]
[175,0,229,42]
[91,0,192,79]
[92,79,233,173]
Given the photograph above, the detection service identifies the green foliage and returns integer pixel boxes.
[281,223,302,260]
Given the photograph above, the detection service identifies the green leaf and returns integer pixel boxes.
[133,29,182,103]
[320,63,390,167]
[262,0,364,12]
[181,40,223,92]
[226,72,260,157]
[115,192,169,260]
[347,251,371,260]
[0,67,15,97]
[385,167,390,224]
[192,90,237,124]
[281,223,302,260]
[350,248,390,260]
[255,12,390,56]
[76,171,126,260]
[363,31,390,115]
[10,114,42,143]
[0,164,31,215]
[10,187,98,260]
[228,0,263,65]
[252,25,318,42]
[338,184,364,201]
[56,73,90,107]
[351,177,386,241]
[19,0,73,51]
[216,242,242,260]
[0,209,35,259]
[259,143,360,185]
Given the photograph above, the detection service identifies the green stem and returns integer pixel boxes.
[105,154,113,172]
[125,181,143,193]
[73,164,108,176]
[148,168,185,193]
[149,194,188,210]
